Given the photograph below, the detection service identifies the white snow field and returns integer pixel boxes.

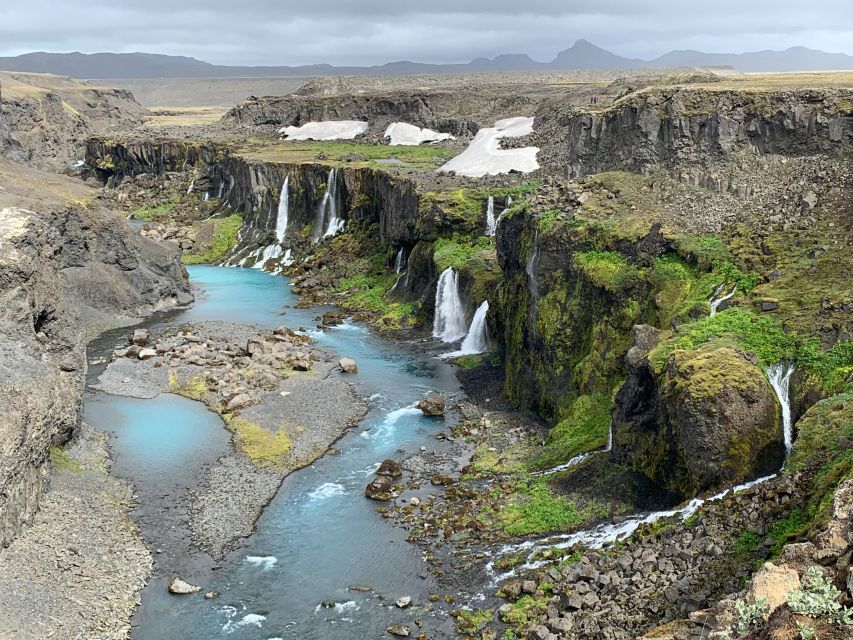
[438,116,539,178]
[384,122,454,146]
[278,120,369,141]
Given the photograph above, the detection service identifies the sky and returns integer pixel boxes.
[1,1,851,66]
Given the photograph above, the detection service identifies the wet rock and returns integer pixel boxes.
[377,459,403,479]
[417,394,446,416]
[396,596,412,608]
[430,474,453,486]
[365,476,394,501]
[168,577,201,595]
[204,591,220,599]
[339,357,358,373]
[130,328,150,346]
[387,624,411,637]
[502,580,523,599]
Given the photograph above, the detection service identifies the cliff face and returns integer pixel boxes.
[0,205,190,547]
[554,87,853,178]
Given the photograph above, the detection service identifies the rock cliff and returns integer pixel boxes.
[0,205,190,546]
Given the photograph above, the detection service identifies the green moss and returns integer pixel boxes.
[454,609,494,634]
[499,594,549,631]
[168,371,209,400]
[223,415,292,467]
[453,354,484,369]
[532,394,612,471]
[433,236,492,272]
[131,202,175,221]
[767,508,811,555]
[574,250,639,293]
[537,209,561,234]
[182,214,243,265]
[499,478,608,536]
[50,446,82,472]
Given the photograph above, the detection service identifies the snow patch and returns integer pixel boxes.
[384,122,454,146]
[279,121,368,141]
[439,117,539,178]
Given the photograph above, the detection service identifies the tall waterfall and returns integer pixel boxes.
[458,301,490,354]
[187,179,195,194]
[276,177,289,244]
[709,283,737,317]
[312,168,344,241]
[394,247,406,274]
[485,195,496,236]
[767,363,795,451]
[432,268,467,343]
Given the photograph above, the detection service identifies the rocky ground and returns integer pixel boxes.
[0,424,151,639]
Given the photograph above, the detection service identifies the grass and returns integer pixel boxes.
[223,415,292,467]
[50,446,82,472]
[168,371,208,400]
[499,478,607,536]
[130,202,175,221]
[574,250,639,293]
[182,214,243,265]
[432,236,492,272]
[531,393,612,470]
[454,609,494,634]
[235,140,454,171]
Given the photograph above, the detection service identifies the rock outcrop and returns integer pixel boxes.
[0,205,190,547]
[553,86,853,178]
[613,331,784,497]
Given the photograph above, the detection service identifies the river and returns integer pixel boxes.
[84,266,463,639]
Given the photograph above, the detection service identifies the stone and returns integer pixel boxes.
[417,394,446,416]
[292,359,311,371]
[204,591,220,599]
[528,625,550,640]
[137,348,157,360]
[365,476,394,501]
[760,300,780,312]
[376,459,403,479]
[339,357,358,373]
[168,577,201,595]
[502,580,522,599]
[387,624,411,637]
[746,562,801,612]
[409,497,420,506]
[130,328,150,346]
[522,580,537,594]
[396,596,412,608]
[225,393,255,412]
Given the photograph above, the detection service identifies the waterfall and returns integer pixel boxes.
[389,247,407,293]
[252,244,283,270]
[432,268,468,343]
[203,192,209,202]
[767,363,795,451]
[187,179,195,194]
[485,195,496,236]
[276,177,289,244]
[709,284,737,317]
[458,301,490,355]
[526,232,540,334]
[217,181,225,199]
[506,195,513,208]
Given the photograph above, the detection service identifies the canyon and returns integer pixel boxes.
[0,66,851,640]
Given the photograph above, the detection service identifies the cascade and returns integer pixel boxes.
[203,192,209,202]
[251,245,283,270]
[484,195,496,236]
[526,231,540,334]
[709,283,737,317]
[389,247,408,293]
[458,301,490,355]
[506,195,513,207]
[432,268,468,343]
[217,181,225,199]
[187,179,195,194]
[276,177,289,244]
[767,363,795,451]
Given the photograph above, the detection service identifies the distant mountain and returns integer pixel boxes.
[0,42,850,79]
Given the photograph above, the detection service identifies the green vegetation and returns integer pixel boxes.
[767,508,811,555]
[574,250,638,293]
[454,609,494,634]
[168,371,208,400]
[50,445,82,472]
[537,209,561,234]
[182,214,243,265]
[499,594,550,631]
[433,236,492,272]
[223,415,292,467]
[787,566,853,625]
[131,202,175,221]
[236,140,454,170]
[532,393,612,470]
[499,477,608,536]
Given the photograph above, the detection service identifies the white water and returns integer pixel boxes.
[444,301,490,357]
[186,179,194,194]
[276,177,289,244]
[506,195,513,208]
[389,247,407,293]
[484,196,496,236]
[709,284,737,317]
[432,268,468,343]
[245,556,278,570]
[251,244,283,270]
[313,169,344,241]
[533,422,613,477]
[489,472,777,584]
[767,363,795,451]
[217,181,225,199]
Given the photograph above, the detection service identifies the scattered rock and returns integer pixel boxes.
[339,357,358,373]
[137,348,157,360]
[417,394,446,416]
[130,328,150,346]
[204,591,220,600]
[396,596,412,608]
[168,577,201,595]
[746,562,800,612]
[365,476,394,501]
[387,624,411,637]
[376,459,403,479]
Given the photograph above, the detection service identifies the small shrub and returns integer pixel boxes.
[574,250,638,293]
[787,566,853,624]
[734,597,769,635]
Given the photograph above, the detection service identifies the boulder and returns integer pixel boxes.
[613,338,784,496]
[365,476,394,501]
[417,393,445,416]
[386,624,411,637]
[168,577,201,595]
[225,393,257,412]
[339,357,358,373]
[138,348,157,360]
[376,459,403,479]
[746,562,801,612]
[395,596,412,608]
[130,328,150,346]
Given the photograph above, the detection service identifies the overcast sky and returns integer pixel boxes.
[1,1,851,66]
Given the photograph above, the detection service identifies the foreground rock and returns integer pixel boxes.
[365,476,395,501]
[339,357,358,373]
[417,394,446,416]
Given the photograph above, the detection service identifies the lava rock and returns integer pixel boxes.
[417,394,445,416]
[365,476,394,501]
[376,459,403,479]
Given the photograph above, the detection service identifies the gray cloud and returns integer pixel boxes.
[1,1,851,65]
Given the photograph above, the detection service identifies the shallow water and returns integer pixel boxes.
[86,265,462,639]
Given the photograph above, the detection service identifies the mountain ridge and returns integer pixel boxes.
[0,41,851,78]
